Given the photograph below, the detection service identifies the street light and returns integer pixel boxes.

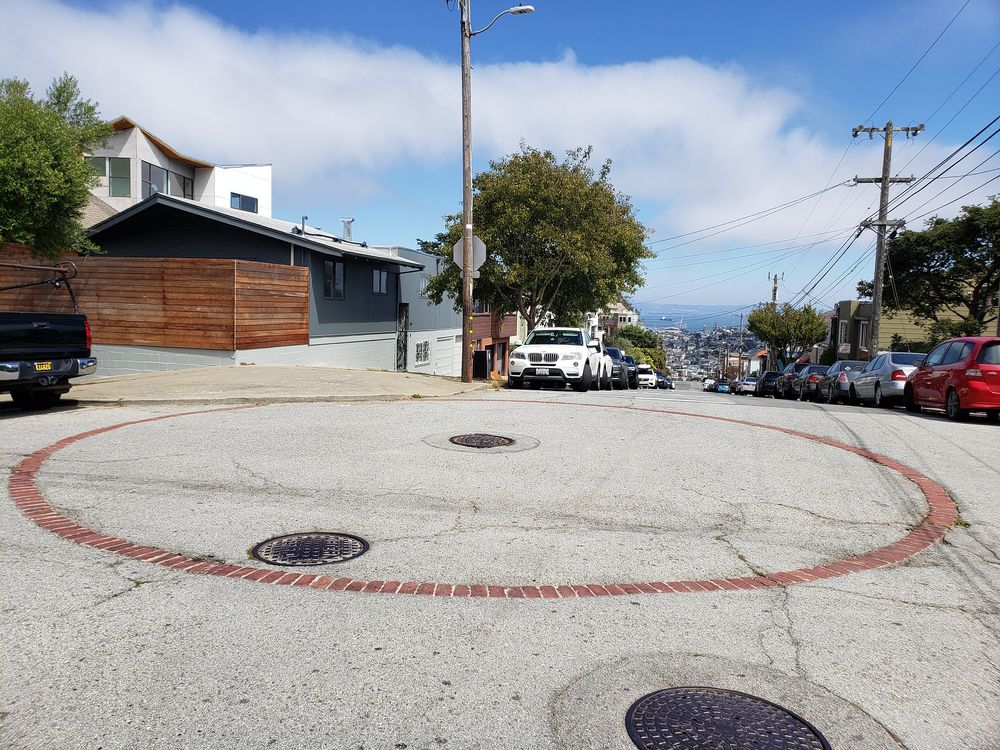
[459,1,533,383]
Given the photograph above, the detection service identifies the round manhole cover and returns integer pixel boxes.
[251,532,369,567]
[449,433,515,449]
[625,687,831,749]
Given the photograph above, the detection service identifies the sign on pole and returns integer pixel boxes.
[452,235,486,272]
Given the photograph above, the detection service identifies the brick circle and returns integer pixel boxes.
[8,401,959,598]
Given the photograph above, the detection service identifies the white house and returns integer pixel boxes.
[84,116,272,220]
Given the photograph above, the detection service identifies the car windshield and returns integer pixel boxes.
[745,376,758,382]
[891,352,924,366]
[524,330,582,346]
[605,348,621,358]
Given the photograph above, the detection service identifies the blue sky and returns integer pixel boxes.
[4,0,999,309]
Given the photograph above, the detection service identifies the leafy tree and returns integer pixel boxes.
[0,73,111,259]
[421,144,651,330]
[747,303,828,368]
[858,198,1000,333]
[607,324,666,370]
[615,324,661,349]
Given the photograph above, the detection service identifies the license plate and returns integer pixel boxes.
[34,361,52,372]
[535,368,549,376]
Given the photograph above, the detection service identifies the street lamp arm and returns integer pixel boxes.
[470,5,533,36]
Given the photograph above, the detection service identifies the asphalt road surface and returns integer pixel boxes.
[2,387,997,749]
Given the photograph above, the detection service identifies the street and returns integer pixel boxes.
[2,388,997,749]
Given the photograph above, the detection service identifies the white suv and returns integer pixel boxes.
[508,327,610,391]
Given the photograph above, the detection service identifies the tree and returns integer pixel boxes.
[858,198,1000,334]
[421,144,651,330]
[615,324,661,349]
[607,325,666,370]
[0,73,111,259]
[747,303,828,368]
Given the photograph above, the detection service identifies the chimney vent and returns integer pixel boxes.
[341,217,354,241]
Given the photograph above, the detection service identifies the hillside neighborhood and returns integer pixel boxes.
[1,2,999,750]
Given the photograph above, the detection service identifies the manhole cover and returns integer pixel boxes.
[449,433,515,449]
[625,687,831,749]
[251,532,369,567]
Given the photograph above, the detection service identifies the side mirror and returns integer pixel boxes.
[587,341,600,350]
[916,357,927,367]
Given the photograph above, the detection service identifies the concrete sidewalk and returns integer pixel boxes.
[30,365,488,405]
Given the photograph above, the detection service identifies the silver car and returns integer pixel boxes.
[816,360,865,403]
[852,351,926,407]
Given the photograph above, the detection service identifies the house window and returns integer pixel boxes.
[108,157,130,197]
[169,171,193,200]
[372,269,389,295]
[85,156,106,176]
[472,299,490,314]
[323,260,345,300]
[838,321,848,344]
[857,321,869,349]
[415,341,430,365]
[419,275,431,297]
[141,161,167,198]
[230,192,258,213]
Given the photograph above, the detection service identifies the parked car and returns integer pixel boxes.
[733,375,758,395]
[774,362,811,399]
[702,378,716,392]
[904,337,1000,421]
[508,327,609,391]
[654,370,667,389]
[1,261,97,410]
[816,360,866,404]
[637,363,656,388]
[604,346,630,390]
[660,373,676,390]
[852,351,926,407]
[790,364,830,401]
[715,381,731,394]
[623,354,638,389]
[753,371,781,397]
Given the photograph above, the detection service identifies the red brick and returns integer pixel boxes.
[487,585,507,598]
[618,584,642,595]
[452,584,471,597]
[470,585,489,598]
[259,571,286,583]
[363,580,386,593]
[557,585,576,598]
[381,581,402,595]
[415,583,435,596]
[344,580,366,592]
[587,584,610,596]
[434,584,454,597]
[571,585,594,597]
[506,587,525,598]
[308,575,334,589]
[538,586,559,598]
[398,581,420,595]
[274,573,301,585]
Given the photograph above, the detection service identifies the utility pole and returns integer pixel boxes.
[769,272,781,304]
[459,0,475,383]
[853,120,923,359]
[737,312,745,378]
[766,272,781,370]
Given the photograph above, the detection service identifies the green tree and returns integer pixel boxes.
[747,303,828,368]
[615,323,661,349]
[0,73,111,259]
[858,198,1000,334]
[421,144,651,330]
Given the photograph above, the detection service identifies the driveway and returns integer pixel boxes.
[2,388,997,749]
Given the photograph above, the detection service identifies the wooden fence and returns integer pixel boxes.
[0,250,309,351]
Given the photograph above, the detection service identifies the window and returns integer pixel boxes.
[372,269,389,295]
[230,192,258,213]
[85,156,106,176]
[419,275,431,297]
[978,342,1000,365]
[472,299,489,314]
[108,157,130,197]
[141,161,167,198]
[169,171,193,200]
[323,260,345,300]
[838,321,848,344]
[415,341,430,365]
[925,343,950,366]
[857,321,869,348]
[941,341,973,365]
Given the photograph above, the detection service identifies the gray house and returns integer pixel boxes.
[396,247,463,376]
[87,193,423,373]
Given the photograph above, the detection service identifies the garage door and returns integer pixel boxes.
[435,336,455,375]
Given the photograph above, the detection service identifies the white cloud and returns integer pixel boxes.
[2,0,995,304]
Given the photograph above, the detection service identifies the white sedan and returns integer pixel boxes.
[508,327,611,391]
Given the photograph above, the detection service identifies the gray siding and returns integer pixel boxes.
[308,252,398,337]
[397,247,462,333]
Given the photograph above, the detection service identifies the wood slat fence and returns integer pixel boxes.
[0,248,309,351]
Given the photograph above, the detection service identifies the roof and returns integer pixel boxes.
[80,194,117,228]
[110,116,215,169]
[86,193,423,269]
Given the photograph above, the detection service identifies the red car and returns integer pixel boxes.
[904,337,1000,421]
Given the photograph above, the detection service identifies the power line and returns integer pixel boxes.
[862,0,972,126]
[898,146,1000,220]
[644,229,856,270]
[903,171,1000,224]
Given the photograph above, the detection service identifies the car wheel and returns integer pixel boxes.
[903,385,920,413]
[507,376,522,389]
[826,385,836,404]
[945,388,968,421]
[873,384,884,408]
[849,385,858,405]
[573,364,592,393]
[10,388,61,411]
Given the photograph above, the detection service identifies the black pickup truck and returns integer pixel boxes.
[1,262,97,410]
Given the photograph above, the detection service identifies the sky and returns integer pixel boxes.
[2,0,998,311]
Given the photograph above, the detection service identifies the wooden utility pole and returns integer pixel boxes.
[853,121,923,358]
[766,273,781,370]
[737,312,745,377]
[459,0,475,382]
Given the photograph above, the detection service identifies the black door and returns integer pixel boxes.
[396,303,409,371]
